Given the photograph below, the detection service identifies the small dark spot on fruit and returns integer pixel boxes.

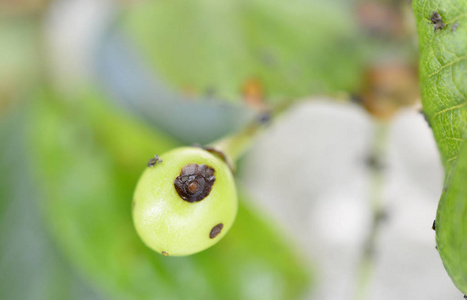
[431,11,446,32]
[174,163,216,202]
[452,22,459,33]
[132,201,136,210]
[147,155,162,167]
[435,246,438,251]
[162,251,169,256]
[432,220,436,230]
[210,223,224,239]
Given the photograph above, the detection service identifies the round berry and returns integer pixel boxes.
[132,147,237,256]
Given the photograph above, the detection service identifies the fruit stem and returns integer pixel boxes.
[354,120,390,300]
[209,101,294,170]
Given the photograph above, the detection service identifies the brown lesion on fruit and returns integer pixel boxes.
[147,155,162,167]
[161,251,169,256]
[209,223,224,239]
[174,163,216,202]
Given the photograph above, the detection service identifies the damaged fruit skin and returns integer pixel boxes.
[133,147,238,256]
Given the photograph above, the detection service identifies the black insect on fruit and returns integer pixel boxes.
[147,155,162,167]
[432,220,436,231]
[431,11,446,32]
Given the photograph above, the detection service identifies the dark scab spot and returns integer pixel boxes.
[174,163,215,202]
[431,11,442,23]
[210,223,224,239]
[432,220,436,231]
[162,251,169,256]
[147,155,162,167]
[183,163,197,174]
[187,181,200,194]
[431,11,446,32]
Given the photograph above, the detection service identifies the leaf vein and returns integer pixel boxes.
[427,55,467,79]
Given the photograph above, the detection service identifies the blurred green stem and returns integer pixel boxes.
[354,120,390,300]
[209,101,294,170]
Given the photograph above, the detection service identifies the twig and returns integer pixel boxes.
[354,120,390,300]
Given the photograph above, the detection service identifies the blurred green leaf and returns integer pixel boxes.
[414,0,467,295]
[27,87,310,299]
[0,106,107,300]
[122,0,364,104]
[0,17,40,111]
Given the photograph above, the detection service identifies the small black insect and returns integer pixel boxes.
[147,155,162,167]
[432,220,436,231]
[463,295,467,299]
[431,11,446,32]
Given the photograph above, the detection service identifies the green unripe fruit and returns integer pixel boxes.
[133,147,238,256]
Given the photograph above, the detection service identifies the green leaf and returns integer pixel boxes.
[435,142,467,295]
[28,88,311,299]
[413,0,467,168]
[122,0,364,104]
[0,17,40,109]
[0,106,107,300]
[414,0,467,294]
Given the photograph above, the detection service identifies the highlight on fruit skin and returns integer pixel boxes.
[132,146,238,256]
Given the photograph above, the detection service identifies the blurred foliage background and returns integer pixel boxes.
[0,0,439,299]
